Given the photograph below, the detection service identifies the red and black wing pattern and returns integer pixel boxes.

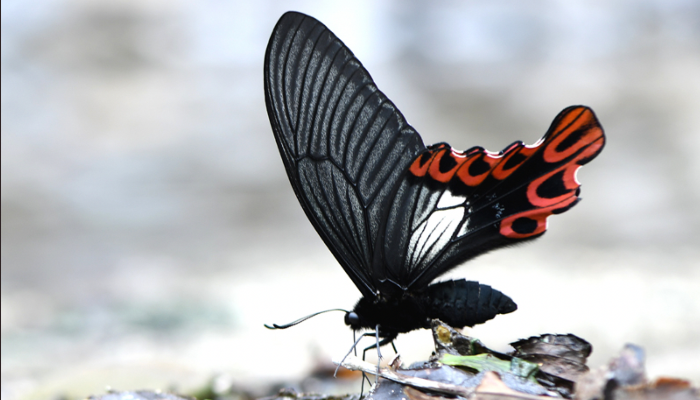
[264,12,425,299]
[265,12,605,299]
[375,106,605,292]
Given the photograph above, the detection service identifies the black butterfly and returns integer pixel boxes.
[264,11,605,348]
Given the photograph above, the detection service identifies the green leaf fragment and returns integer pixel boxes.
[510,356,540,379]
[439,353,540,381]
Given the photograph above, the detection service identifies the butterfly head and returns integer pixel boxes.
[344,311,362,330]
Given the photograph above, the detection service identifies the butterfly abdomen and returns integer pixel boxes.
[425,279,517,328]
[348,279,516,337]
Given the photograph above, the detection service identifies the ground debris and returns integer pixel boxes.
[87,390,197,400]
[330,320,698,400]
[258,388,361,400]
[84,321,697,400]
[575,344,698,400]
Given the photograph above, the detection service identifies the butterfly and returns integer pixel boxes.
[263,11,605,349]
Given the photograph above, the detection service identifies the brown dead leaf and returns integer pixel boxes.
[473,372,553,400]
[510,334,591,383]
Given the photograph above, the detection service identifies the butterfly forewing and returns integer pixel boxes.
[264,12,425,298]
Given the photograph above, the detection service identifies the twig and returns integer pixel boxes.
[333,356,475,398]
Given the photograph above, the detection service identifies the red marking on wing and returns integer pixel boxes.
[410,146,505,187]
[408,105,605,240]
[409,144,448,177]
[491,144,537,180]
[428,149,460,183]
[455,152,500,186]
[527,135,605,208]
[543,107,602,163]
[500,107,605,239]
[409,138,541,187]
[499,196,578,239]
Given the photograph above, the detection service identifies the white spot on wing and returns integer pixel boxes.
[437,190,467,209]
[408,207,465,271]
[457,211,471,237]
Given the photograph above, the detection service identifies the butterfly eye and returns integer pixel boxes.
[344,312,360,327]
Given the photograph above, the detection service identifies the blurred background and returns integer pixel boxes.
[2,0,699,399]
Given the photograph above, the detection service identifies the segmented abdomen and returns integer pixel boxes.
[425,279,517,327]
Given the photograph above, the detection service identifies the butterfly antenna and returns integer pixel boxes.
[264,308,348,330]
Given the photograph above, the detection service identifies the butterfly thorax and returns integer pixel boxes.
[347,292,431,337]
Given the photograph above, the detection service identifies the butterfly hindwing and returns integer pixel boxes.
[377,106,605,290]
[264,12,425,298]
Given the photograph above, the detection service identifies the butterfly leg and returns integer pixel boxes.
[353,330,358,356]
[360,327,385,394]
[339,329,397,395]
[364,338,398,356]
[361,337,397,363]
[374,326,381,386]
[336,330,382,397]
[361,328,398,387]
[352,330,372,396]
[361,333,397,361]
[336,331,382,377]
[375,326,382,365]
